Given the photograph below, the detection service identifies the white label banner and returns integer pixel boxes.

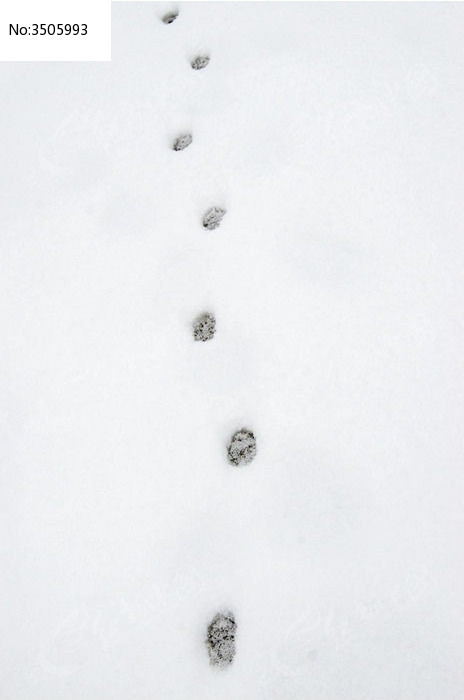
[0,0,111,61]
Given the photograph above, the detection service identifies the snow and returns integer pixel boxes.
[1,2,464,698]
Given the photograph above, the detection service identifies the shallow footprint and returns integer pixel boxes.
[172,133,192,151]
[191,55,210,70]
[206,612,236,667]
[227,429,256,466]
[202,207,226,231]
[193,312,216,342]
[162,11,178,24]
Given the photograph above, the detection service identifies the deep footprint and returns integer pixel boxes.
[191,55,210,70]
[227,429,257,466]
[172,133,192,151]
[202,207,226,231]
[193,312,216,342]
[206,612,236,667]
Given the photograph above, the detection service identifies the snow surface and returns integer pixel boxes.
[1,2,464,699]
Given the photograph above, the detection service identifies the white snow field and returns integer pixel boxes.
[1,2,464,698]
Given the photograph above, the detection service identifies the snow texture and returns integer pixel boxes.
[172,133,193,151]
[191,55,210,71]
[1,3,464,700]
[202,206,226,231]
[193,312,216,342]
[227,428,257,467]
[206,611,237,667]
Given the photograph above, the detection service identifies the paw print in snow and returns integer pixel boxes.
[193,312,216,342]
[162,11,178,24]
[191,55,210,71]
[206,611,236,667]
[202,207,226,231]
[227,429,256,466]
[172,133,192,151]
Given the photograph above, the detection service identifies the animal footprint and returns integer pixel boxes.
[162,11,178,24]
[193,312,216,342]
[202,207,226,231]
[227,429,257,466]
[191,55,210,71]
[206,611,236,667]
[172,133,193,151]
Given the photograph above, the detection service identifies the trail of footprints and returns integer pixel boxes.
[163,7,256,668]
